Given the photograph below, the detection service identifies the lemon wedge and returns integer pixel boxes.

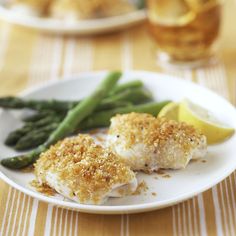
[178,99,235,144]
[157,102,179,121]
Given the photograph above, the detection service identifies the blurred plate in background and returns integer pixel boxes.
[0,0,146,34]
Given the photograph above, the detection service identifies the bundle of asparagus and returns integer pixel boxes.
[0,71,170,169]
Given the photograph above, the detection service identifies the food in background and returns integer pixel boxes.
[9,0,136,19]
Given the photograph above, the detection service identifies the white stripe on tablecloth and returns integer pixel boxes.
[4,189,17,236]
[16,193,26,236]
[63,39,76,76]
[228,175,236,227]
[50,37,63,81]
[53,207,59,236]
[197,194,207,236]
[183,69,193,82]
[0,187,13,235]
[74,212,79,236]
[212,186,224,236]
[68,211,74,236]
[44,205,53,236]
[0,23,11,70]
[10,191,22,236]
[218,183,229,235]
[223,179,235,236]
[22,196,32,236]
[76,38,93,72]
[122,31,132,71]
[27,199,39,236]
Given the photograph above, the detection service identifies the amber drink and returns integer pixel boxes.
[146,0,222,66]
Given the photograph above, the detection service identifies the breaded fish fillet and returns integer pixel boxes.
[35,134,137,205]
[107,113,207,172]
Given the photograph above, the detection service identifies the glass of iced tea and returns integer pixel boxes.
[146,0,223,67]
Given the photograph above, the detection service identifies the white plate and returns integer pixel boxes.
[0,1,146,34]
[0,71,236,214]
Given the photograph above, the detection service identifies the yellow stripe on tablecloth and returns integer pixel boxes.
[92,33,122,71]
[131,23,159,71]
[0,24,37,95]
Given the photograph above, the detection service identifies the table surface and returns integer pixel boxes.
[0,1,236,236]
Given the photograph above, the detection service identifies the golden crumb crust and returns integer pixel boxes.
[109,112,205,155]
[35,134,135,204]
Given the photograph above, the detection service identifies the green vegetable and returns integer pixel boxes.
[14,123,59,151]
[23,110,59,122]
[1,71,121,169]
[0,80,144,112]
[0,96,74,112]
[5,116,62,146]
[108,80,143,95]
[80,101,171,130]
[5,126,32,146]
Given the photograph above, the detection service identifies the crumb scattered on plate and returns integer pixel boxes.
[31,180,56,196]
[162,174,171,178]
[132,180,148,195]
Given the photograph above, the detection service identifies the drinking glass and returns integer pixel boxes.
[146,0,223,67]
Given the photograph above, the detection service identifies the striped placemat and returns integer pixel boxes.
[0,1,236,235]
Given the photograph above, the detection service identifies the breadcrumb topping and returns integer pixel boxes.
[31,180,56,196]
[109,112,204,157]
[108,112,207,171]
[132,181,148,195]
[34,134,135,204]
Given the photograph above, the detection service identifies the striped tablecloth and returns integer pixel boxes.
[0,1,236,235]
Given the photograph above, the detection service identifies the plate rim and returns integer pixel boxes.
[0,3,146,34]
[0,70,236,214]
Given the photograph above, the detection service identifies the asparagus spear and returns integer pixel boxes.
[0,97,75,112]
[5,115,62,146]
[96,88,152,111]
[23,110,59,122]
[15,123,59,151]
[0,80,143,112]
[5,88,144,147]
[79,101,171,130]
[5,126,33,146]
[108,80,143,95]
[1,71,121,169]
[25,116,62,128]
